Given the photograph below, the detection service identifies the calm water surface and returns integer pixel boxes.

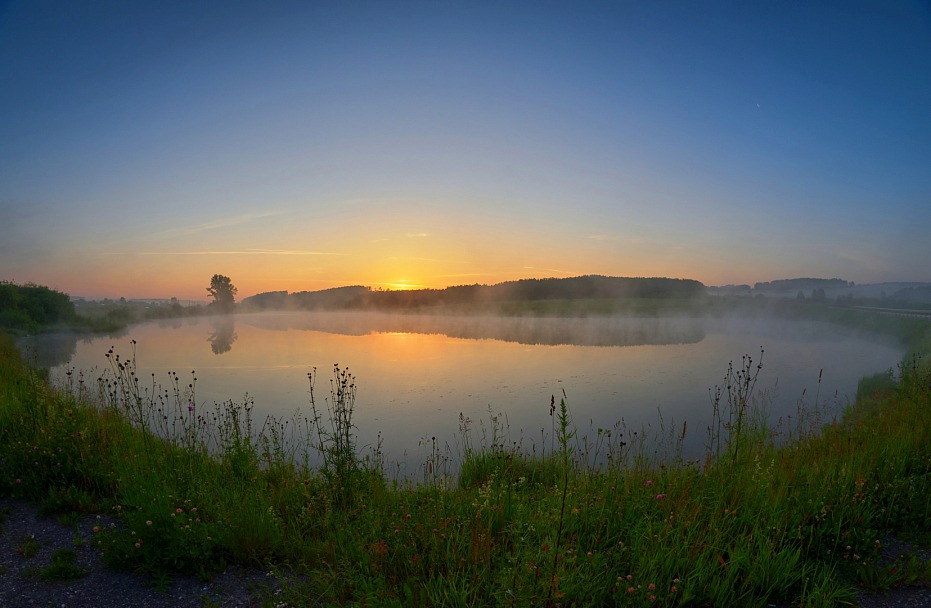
[25,311,903,473]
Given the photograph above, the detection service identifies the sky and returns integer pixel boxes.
[1,1,930,301]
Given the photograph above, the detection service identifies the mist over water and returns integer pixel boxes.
[237,310,707,346]
[26,311,904,475]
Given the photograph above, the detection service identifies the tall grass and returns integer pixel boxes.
[1,327,930,606]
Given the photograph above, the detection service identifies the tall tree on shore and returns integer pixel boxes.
[207,274,237,313]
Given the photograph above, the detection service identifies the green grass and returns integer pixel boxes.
[1,321,930,606]
[40,548,89,581]
[16,534,41,559]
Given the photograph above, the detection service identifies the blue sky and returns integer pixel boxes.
[1,1,929,299]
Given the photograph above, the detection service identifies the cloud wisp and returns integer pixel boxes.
[522,266,576,275]
[100,249,346,256]
[150,211,288,240]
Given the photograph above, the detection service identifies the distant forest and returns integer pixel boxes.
[242,276,706,312]
[752,278,852,292]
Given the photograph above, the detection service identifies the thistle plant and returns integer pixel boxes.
[308,364,360,507]
[548,390,575,605]
[707,348,764,465]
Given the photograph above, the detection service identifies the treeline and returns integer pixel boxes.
[0,282,76,333]
[0,281,208,335]
[242,275,706,312]
[74,297,204,327]
[753,277,851,292]
[888,284,931,305]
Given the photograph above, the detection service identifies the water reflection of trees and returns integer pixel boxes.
[15,333,80,368]
[239,312,706,347]
[208,319,237,354]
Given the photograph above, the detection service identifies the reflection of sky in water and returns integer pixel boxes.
[40,312,903,475]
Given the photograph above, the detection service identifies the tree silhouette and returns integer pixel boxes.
[207,274,237,313]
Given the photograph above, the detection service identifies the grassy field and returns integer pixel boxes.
[1,318,930,606]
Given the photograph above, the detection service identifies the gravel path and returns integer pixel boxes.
[853,536,931,608]
[0,498,309,608]
[2,497,928,607]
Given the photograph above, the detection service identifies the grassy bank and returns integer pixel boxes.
[1,326,930,606]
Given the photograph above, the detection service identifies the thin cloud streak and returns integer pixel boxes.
[386,255,468,264]
[522,266,576,275]
[100,249,345,256]
[150,211,287,239]
[433,273,487,279]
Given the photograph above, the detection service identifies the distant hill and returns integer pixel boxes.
[241,275,706,312]
[752,278,852,292]
[891,284,931,304]
[706,284,751,296]
[704,278,931,309]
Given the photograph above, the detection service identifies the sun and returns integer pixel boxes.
[381,279,424,291]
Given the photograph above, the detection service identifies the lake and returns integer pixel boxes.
[20,311,904,476]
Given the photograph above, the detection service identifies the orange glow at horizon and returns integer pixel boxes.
[29,205,771,301]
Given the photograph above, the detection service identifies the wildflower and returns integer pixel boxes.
[656,494,665,501]
[645,480,653,486]
[671,586,678,593]
[627,587,635,594]
[176,508,183,514]
[586,551,593,557]
[92,526,100,534]
[134,541,141,549]
[14,479,20,484]
[146,520,152,526]
[649,594,656,602]
[626,574,632,581]
[648,584,655,591]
